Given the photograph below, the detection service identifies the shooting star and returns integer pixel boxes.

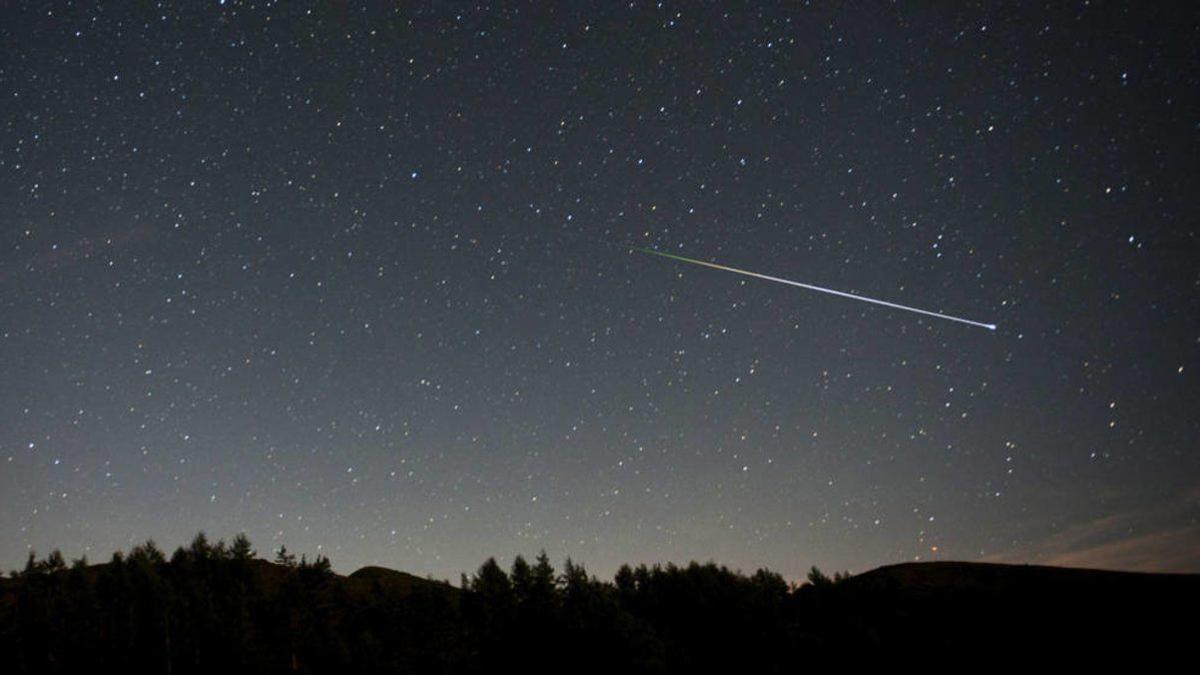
[630,246,996,331]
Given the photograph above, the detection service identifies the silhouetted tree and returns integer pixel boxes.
[510,554,533,604]
[274,545,297,567]
[230,533,255,561]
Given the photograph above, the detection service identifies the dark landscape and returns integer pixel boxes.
[3,533,1197,672]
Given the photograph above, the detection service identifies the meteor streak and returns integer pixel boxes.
[630,246,997,331]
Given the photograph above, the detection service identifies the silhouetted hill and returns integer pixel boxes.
[796,560,1200,658]
[850,559,1200,592]
[344,564,462,600]
[2,536,1196,672]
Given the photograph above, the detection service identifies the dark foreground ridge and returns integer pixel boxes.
[2,534,1196,672]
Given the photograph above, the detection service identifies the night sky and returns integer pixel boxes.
[3,2,1198,582]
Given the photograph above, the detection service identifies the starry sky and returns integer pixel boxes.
[2,2,1198,581]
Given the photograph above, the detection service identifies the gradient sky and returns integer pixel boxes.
[2,2,1197,582]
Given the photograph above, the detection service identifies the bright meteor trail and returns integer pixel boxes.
[630,246,997,331]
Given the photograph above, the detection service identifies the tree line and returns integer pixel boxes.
[0,532,856,673]
[2,533,864,667]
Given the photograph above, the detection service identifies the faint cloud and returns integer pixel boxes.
[0,222,156,283]
[985,491,1200,573]
[1036,525,1200,572]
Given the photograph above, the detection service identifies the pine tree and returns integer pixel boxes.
[44,550,66,573]
[510,555,532,605]
[614,564,636,608]
[531,551,557,603]
[274,545,297,567]
[189,532,212,561]
[806,565,832,587]
[471,557,511,599]
[230,533,255,561]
